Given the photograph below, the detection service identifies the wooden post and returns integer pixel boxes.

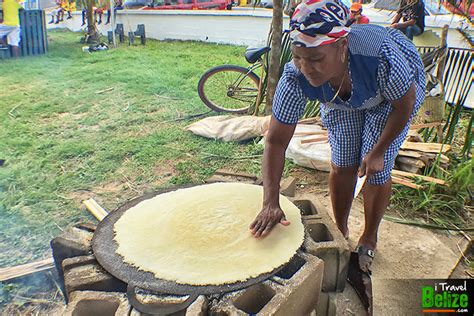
[264,0,283,115]
[435,25,449,143]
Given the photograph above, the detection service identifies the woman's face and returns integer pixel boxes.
[291,40,346,87]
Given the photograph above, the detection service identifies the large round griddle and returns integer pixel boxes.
[92,185,298,297]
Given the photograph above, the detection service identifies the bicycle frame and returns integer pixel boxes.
[227,57,267,114]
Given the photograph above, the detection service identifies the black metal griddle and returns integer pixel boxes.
[92,186,300,314]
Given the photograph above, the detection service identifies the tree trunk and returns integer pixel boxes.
[264,0,283,115]
[85,0,100,43]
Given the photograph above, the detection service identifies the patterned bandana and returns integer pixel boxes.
[289,0,351,48]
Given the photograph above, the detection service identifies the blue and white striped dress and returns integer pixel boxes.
[272,24,426,184]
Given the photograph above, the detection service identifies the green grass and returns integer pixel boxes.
[0,30,273,267]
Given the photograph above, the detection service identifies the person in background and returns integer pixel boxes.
[0,0,23,57]
[347,2,369,25]
[104,0,123,25]
[390,0,425,40]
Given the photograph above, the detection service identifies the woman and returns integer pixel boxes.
[250,0,425,277]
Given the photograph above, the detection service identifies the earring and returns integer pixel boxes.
[340,53,345,63]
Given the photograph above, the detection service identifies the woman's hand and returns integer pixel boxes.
[249,206,290,238]
[358,151,385,179]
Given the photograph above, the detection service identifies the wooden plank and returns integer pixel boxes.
[293,131,327,137]
[392,176,423,189]
[0,258,54,282]
[409,122,443,130]
[392,169,446,185]
[298,117,320,124]
[300,136,328,144]
[396,156,426,167]
[424,152,450,164]
[27,11,34,56]
[398,162,421,174]
[397,149,423,159]
[401,141,451,153]
[83,198,109,221]
[19,10,27,56]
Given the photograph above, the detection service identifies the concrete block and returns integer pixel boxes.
[64,290,131,316]
[279,177,297,197]
[315,292,337,316]
[186,295,208,316]
[129,288,191,316]
[209,253,324,316]
[62,255,127,299]
[50,223,96,300]
[302,214,350,292]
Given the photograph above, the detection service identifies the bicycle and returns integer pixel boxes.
[197,46,271,114]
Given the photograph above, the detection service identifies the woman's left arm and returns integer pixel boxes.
[358,83,416,178]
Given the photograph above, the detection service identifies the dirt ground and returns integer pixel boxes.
[292,169,472,315]
[2,169,470,315]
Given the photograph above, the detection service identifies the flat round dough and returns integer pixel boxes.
[113,183,304,285]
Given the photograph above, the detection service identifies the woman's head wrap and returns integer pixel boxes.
[289,0,351,48]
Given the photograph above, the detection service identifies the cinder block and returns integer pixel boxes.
[280,177,297,197]
[209,253,324,316]
[64,290,131,316]
[62,255,127,299]
[302,214,350,292]
[50,223,96,300]
[129,288,192,316]
[186,295,208,316]
[293,196,350,292]
[315,292,337,316]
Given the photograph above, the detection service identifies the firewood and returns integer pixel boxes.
[392,169,446,185]
[401,141,451,153]
[293,131,327,137]
[406,130,423,142]
[396,156,426,168]
[392,176,423,189]
[0,258,54,282]
[398,150,430,165]
[409,122,443,130]
[424,152,450,164]
[300,136,329,144]
[83,198,108,221]
[397,162,421,174]
[298,117,320,124]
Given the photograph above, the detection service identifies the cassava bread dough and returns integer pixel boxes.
[113,183,304,285]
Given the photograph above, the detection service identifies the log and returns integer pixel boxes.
[0,258,54,282]
[392,176,423,189]
[392,169,446,185]
[401,141,451,153]
[396,156,426,168]
[83,198,108,221]
[300,136,329,144]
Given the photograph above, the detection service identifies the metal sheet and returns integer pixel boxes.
[92,185,294,295]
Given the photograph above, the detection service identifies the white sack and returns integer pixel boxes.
[186,115,271,142]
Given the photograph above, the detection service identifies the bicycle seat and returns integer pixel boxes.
[244,46,271,64]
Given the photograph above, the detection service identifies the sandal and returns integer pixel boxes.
[347,245,375,315]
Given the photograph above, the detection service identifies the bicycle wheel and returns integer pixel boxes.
[198,65,261,114]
